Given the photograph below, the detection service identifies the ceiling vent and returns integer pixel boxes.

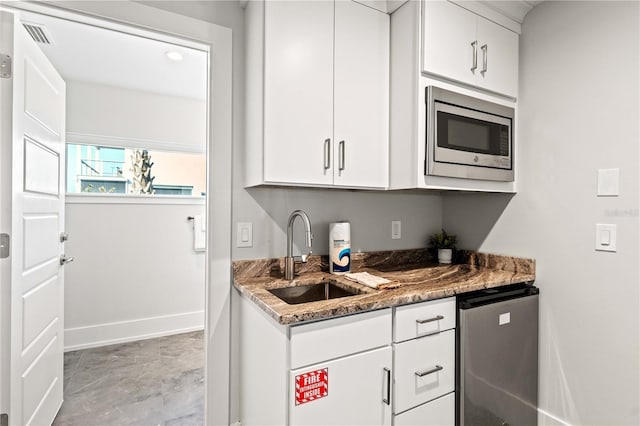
[22,23,52,45]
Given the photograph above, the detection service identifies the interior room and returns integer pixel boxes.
[0,1,638,426]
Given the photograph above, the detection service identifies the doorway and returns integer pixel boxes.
[24,8,208,425]
[0,2,233,425]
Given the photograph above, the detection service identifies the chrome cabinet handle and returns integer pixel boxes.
[382,367,391,405]
[59,255,74,265]
[324,138,331,170]
[338,140,345,171]
[415,365,443,377]
[470,40,478,72]
[416,315,444,324]
[481,44,488,76]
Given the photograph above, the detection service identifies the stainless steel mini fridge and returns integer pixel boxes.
[457,284,539,426]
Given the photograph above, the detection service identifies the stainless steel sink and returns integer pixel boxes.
[268,282,359,305]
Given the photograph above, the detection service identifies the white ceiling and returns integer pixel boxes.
[19,11,208,100]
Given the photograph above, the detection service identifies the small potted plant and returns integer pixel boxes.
[429,229,457,264]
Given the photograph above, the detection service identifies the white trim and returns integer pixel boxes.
[64,310,205,352]
[6,2,233,425]
[538,409,573,426]
[66,132,206,154]
[65,193,205,205]
[1,2,211,52]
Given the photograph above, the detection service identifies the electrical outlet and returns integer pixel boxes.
[391,221,401,240]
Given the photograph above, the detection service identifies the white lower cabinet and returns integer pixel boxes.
[394,393,455,426]
[392,297,456,425]
[239,294,456,426]
[289,347,392,426]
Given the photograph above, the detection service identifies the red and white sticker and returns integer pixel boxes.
[295,368,328,405]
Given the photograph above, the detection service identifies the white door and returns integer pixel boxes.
[1,10,67,426]
[476,15,519,97]
[422,0,477,87]
[263,1,334,186]
[289,347,392,426]
[333,0,389,189]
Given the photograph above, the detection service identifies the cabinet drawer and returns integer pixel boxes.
[290,308,391,369]
[393,330,455,413]
[394,392,454,426]
[394,297,455,343]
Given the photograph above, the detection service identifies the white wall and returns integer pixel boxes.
[236,187,442,259]
[66,80,206,151]
[442,2,639,424]
[64,199,206,350]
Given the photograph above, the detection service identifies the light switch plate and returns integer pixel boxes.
[595,224,616,252]
[237,222,253,248]
[597,168,619,196]
[391,221,401,239]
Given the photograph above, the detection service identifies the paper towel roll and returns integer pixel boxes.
[329,222,351,274]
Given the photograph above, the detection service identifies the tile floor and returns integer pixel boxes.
[53,330,204,426]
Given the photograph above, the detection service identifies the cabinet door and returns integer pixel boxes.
[289,347,392,426]
[422,0,477,87]
[334,1,389,188]
[263,1,334,185]
[476,16,519,97]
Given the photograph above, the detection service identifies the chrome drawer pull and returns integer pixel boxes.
[324,138,331,170]
[382,367,391,405]
[481,44,488,76]
[470,40,478,72]
[415,365,443,377]
[416,315,444,324]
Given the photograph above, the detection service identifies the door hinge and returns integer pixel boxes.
[0,54,12,78]
[0,413,8,426]
[0,233,9,259]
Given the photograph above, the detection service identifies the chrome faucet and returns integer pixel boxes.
[285,210,313,280]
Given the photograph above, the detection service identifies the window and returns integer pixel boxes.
[66,144,206,196]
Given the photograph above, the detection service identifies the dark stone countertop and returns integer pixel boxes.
[233,249,536,325]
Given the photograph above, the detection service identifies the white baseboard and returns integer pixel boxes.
[64,310,205,351]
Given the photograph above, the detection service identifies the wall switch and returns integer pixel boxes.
[595,224,616,252]
[237,222,253,248]
[391,221,401,240]
[597,168,619,196]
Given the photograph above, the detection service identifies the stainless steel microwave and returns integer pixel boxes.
[425,86,514,182]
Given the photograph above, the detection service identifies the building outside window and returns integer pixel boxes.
[66,143,206,196]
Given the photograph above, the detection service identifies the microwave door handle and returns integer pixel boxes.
[470,41,478,73]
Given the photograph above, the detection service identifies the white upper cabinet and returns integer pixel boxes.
[422,1,477,88]
[422,1,519,98]
[263,1,334,186]
[334,1,389,188]
[245,0,389,189]
[475,14,519,98]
